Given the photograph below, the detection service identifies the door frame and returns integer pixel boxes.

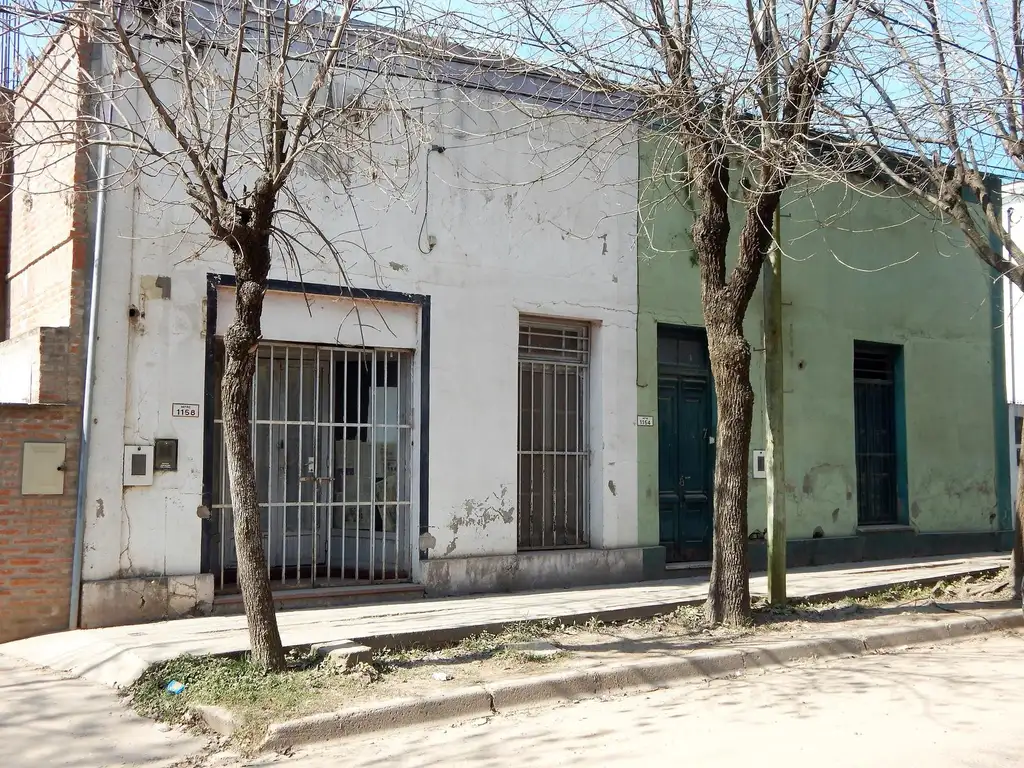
[199,273,432,581]
[656,323,716,562]
[852,340,908,527]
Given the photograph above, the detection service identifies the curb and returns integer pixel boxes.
[259,687,495,752]
[232,608,1023,753]
[192,705,240,738]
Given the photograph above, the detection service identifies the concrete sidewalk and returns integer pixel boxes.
[0,553,1006,690]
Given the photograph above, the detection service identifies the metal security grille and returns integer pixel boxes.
[1015,414,1022,466]
[853,342,900,526]
[210,343,413,591]
[0,8,21,90]
[517,319,590,549]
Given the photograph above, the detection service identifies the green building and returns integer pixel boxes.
[636,142,1012,568]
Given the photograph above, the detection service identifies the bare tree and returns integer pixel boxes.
[826,0,1024,597]
[10,0,421,670]
[442,0,859,623]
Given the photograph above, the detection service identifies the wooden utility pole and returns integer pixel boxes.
[764,204,786,605]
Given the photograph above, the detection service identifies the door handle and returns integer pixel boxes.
[678,475,686,489]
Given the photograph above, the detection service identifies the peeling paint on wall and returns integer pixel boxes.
[801,463,854,501]
[910,474,997,531]
[445,485,515,556]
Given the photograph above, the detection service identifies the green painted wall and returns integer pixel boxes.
[637,139,1006,546]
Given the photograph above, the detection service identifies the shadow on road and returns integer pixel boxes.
[0,657,204,768]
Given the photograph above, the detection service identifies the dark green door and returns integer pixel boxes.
[853,342,901,525]
[657,329,714,562]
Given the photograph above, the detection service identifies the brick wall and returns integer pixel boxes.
[0,28,89,644]
[0,401,80,642]
[5,31,86,338]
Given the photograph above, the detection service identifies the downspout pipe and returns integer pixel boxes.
[68,115,110,630]
[1009,210,1017,413]
[1009,208,1019,528]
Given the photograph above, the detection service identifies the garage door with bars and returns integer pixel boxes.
[209,342,414,591]
[517,318,591,549]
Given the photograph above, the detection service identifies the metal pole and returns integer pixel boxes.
[764,203,786,605]
[1008,209,1018,518]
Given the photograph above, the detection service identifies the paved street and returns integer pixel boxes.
[0,656,203,768]
[262,630,1024,768]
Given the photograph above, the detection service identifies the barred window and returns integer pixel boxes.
[1015,415,1022,466]
[517,318,590,549]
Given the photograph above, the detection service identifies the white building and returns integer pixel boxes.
[1003,187,1024,507]
[9,18,648,628]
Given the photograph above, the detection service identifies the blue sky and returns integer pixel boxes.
[5,0,1021,182]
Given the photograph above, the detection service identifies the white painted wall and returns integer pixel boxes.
[1003,189,1024,408]
[80,62,640,584]
[0,329,39,403]
[1004,188,1024,515]
[1007,276,1024,407]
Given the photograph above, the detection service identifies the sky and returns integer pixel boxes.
[4,0,1024,186]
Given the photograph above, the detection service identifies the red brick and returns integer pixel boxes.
[0,28,89,644]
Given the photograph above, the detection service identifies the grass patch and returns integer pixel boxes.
[375,618,569,669]
[129,624,576,750]
[851,583,933,608]
[126,648,370,749]
[760,569,1010,620]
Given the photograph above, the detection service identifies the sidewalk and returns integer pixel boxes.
[0,552,1006,690]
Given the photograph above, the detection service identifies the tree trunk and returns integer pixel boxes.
[1013,452,1024,601]
[221,244,286,672]
[704,307,755,625]
[686,149,756,625]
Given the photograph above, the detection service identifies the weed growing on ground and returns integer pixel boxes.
[853,583,933,608]
[126,648,356,748]
[375,618,569,670]
[762,569,1008,620]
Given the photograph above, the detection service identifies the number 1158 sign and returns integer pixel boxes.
[172,403,200,418]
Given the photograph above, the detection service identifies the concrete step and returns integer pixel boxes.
[662,561,712,580]
[211,582,425,616]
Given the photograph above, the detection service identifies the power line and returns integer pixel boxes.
[865,3,1019,74]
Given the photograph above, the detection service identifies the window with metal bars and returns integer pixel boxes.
[853,342,902,526]
[1015,415,1022,467]
[517,319,591,549]
[208,341,414,592]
